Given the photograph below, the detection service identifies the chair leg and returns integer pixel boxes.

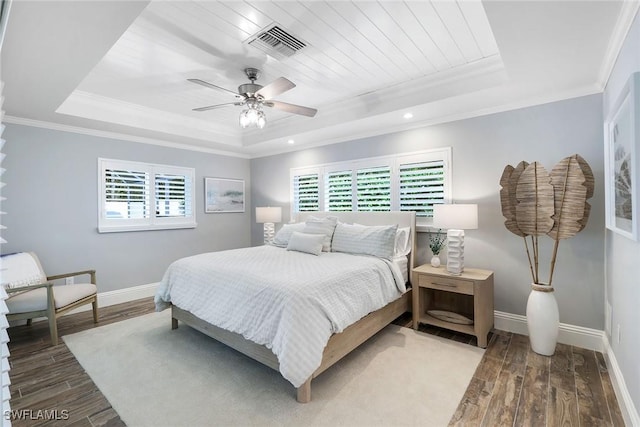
[26,319,32,327]
[92,298,99,323]
[48,315,59,346]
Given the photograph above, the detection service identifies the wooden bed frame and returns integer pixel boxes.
[171,211,416,403]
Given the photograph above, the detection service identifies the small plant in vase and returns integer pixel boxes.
[428,229,446,268]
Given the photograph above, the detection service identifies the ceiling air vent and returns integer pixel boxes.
[245,24,307,60]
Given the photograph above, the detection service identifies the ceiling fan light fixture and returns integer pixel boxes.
[239,109,252,128]
[256,110,267,129]
[239,102,267,129]
[189,68,316,130]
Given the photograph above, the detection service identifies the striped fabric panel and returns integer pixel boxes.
[286,232,324,256]
[332,223,398,260]
[272,223,306,247]
[302,216,338,252]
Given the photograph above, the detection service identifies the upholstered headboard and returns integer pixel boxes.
[293,211,416,286]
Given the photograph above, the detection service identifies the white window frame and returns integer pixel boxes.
[98,158,197,233]
[290,148,452,230]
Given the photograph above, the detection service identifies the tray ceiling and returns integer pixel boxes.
[1,1,632,157]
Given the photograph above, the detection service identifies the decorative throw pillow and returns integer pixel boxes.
[394,226,412,257]
[303,216,338,252]
[332,223,398,260]
[286,232,324,256]
[272,223,306,247]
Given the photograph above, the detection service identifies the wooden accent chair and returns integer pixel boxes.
[2,252,98,345]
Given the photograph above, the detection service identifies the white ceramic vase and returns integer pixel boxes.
[526,283,559,356]
[430,255,441,268]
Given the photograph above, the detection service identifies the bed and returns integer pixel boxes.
[154,211,416,402]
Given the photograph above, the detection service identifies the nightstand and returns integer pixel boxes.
[412,264,494,348]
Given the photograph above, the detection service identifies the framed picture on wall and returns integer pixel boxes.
[204,177,245,213]
[604,72,640,241]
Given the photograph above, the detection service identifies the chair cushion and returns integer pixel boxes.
[0,252,46,290]
[6,284,97,313]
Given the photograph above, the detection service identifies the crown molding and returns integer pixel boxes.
[3,116,250,159]
[248,83,602,159]
[4,81,601,161]
[57,90,242,144]
[597,1,640,90]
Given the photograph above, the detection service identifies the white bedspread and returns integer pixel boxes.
[154,245,405,388]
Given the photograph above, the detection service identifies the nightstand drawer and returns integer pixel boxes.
[419,275,474,295]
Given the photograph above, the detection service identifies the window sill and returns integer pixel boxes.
[98,222,197,233]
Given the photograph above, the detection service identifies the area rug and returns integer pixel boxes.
[64,310,484,426]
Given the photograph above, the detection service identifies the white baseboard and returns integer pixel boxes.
[65,282,158,315]
[603,336,640,427]
[493,310,604,352]
[10,282,158,326]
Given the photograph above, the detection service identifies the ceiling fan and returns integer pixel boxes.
[188,68,317,129]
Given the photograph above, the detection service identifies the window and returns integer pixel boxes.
[290,148,451,227]
[98,158,196,233]
[356,166,391,212]
[292,169,320,212]
[399,159,445,217]
[325,170,352,211]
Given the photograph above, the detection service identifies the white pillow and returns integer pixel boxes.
[394,227,412,257]
[272,223,306,247]
[332,223,398,260]
[286,232,324,256]
[303,216,338,252]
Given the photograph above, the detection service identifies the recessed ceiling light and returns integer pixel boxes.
[403,112,413,119]
[287,139,295,145]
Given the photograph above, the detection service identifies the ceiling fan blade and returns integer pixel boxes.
[192,102,242,112]
[266,100,317,117]
[256,77,296,100]
[188,78,240,98]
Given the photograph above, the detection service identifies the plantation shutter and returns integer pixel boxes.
[104,168,150,219]
[0,50,11,422]
[293,173,319,212]
[326,170,353,211]
[99,159,196,232]
[290,147,451,222]
[399,160,445,217]
[155,173,192,218]
[356,166,391,211]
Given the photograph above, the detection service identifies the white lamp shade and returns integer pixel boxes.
[256,207,282,224]
[433,204,478,230]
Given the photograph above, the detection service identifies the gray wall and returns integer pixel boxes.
[603,11,640,416]
[251,93,605,330]
[2,124,251,292]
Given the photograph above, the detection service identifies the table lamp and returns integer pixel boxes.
[256,206,282,244]
[432,204,478,275]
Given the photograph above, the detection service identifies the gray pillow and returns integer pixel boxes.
[272,223,306,247]
[303,216,338,252]
[286,232,324,256]
[332,223,398,260]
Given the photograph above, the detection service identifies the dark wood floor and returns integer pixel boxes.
[7,300,624,426]
[448,331,625,426]
[7,299,156,426]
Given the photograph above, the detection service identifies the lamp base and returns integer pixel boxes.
[446,229,465,275]
[263,222,275,245]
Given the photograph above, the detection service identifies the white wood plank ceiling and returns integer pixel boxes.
[63,0,500,147]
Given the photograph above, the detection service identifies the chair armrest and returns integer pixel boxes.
[5,282,53,294]
[47,270,96,285]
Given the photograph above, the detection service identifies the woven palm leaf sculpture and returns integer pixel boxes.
[500,154,594,285]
